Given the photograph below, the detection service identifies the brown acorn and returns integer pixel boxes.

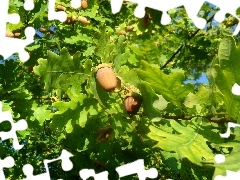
[14,32,21,37]
[6,30,14,38]
[28,66,33,72]
[119,30,126,35]
[56,5,66,11]
[96,65,117,91]
[124,94,142,114]
[65,17,74,24]
[39,27,47,32]
[81,0,88,9]
[126,25,133,31]
[78,16,90,25]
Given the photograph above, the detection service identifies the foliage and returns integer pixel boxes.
[1,0,240,179]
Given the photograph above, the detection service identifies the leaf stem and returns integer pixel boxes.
[161,114,232,123]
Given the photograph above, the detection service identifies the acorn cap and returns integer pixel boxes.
[113,76,122,93]
[95,63,112,73]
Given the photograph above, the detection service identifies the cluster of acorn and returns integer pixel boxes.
[6,30,21,38]
[95,63,142,115]
[56,0,90,25]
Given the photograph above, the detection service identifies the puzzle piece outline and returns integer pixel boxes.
[110,0,240,35]
[0,102,28,150]
[22,149,74,180]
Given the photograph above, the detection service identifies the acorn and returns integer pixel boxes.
[96,64,117,91]
[28,66,33,72]
[119,30,126,35]
[124,93,142,115]
[56,5,66,11]
[81,0,88,9]
[14,32,21,37]
[65,17,74,24]
[78,16,90,25]
[39,27,47,32]
[126,25,133,31]
[6,30,14,38]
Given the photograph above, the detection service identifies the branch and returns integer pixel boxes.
[161,115,232,123]
[160,14,215,70]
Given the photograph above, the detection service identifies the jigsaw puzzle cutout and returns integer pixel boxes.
[116,159,158,180]
[22,149,73,180]
[0,0,240,179]
[0,156,14,180]
[214,80,240,179]
[24,0,34,11]
[232,83,240,96]
[0,0,35,62]
[110,0,240,35]
[48,0,82,22]
[0,102,28,150]
[0,0,82,62]
[79,169,109,180]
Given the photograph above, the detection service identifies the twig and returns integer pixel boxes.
[161,115,232,123]
[160,14,215,70]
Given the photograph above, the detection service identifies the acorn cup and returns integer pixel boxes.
[96,64,117,92]
[113,76,122,93]
[124,92,142,115]
[65,16,77,24]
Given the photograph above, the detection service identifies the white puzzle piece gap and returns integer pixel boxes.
[0,156,14,180]
[0,102,28,150]
[22,149,74,180]
[220,122,240,138]
[48,0,67,22]
[0,0,35,62]
[232,83,240,96]
[79,169,109,180]
[110,0,240,35]
[24,0,35,11]
[71,0,81,9]
[116,159,158,180]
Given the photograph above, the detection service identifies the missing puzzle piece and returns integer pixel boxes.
[22,149,74,180]
[110,0,240,35]
[0,0,35,62]
[0,102,28,150]
[0,156,15,180]
[110,0,207,28]
[0,27,35,62]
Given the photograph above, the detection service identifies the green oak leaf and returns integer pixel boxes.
[148,118,214,165]
[30,103,51,125]
[137,60,194,108]
[34,47,89,97]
